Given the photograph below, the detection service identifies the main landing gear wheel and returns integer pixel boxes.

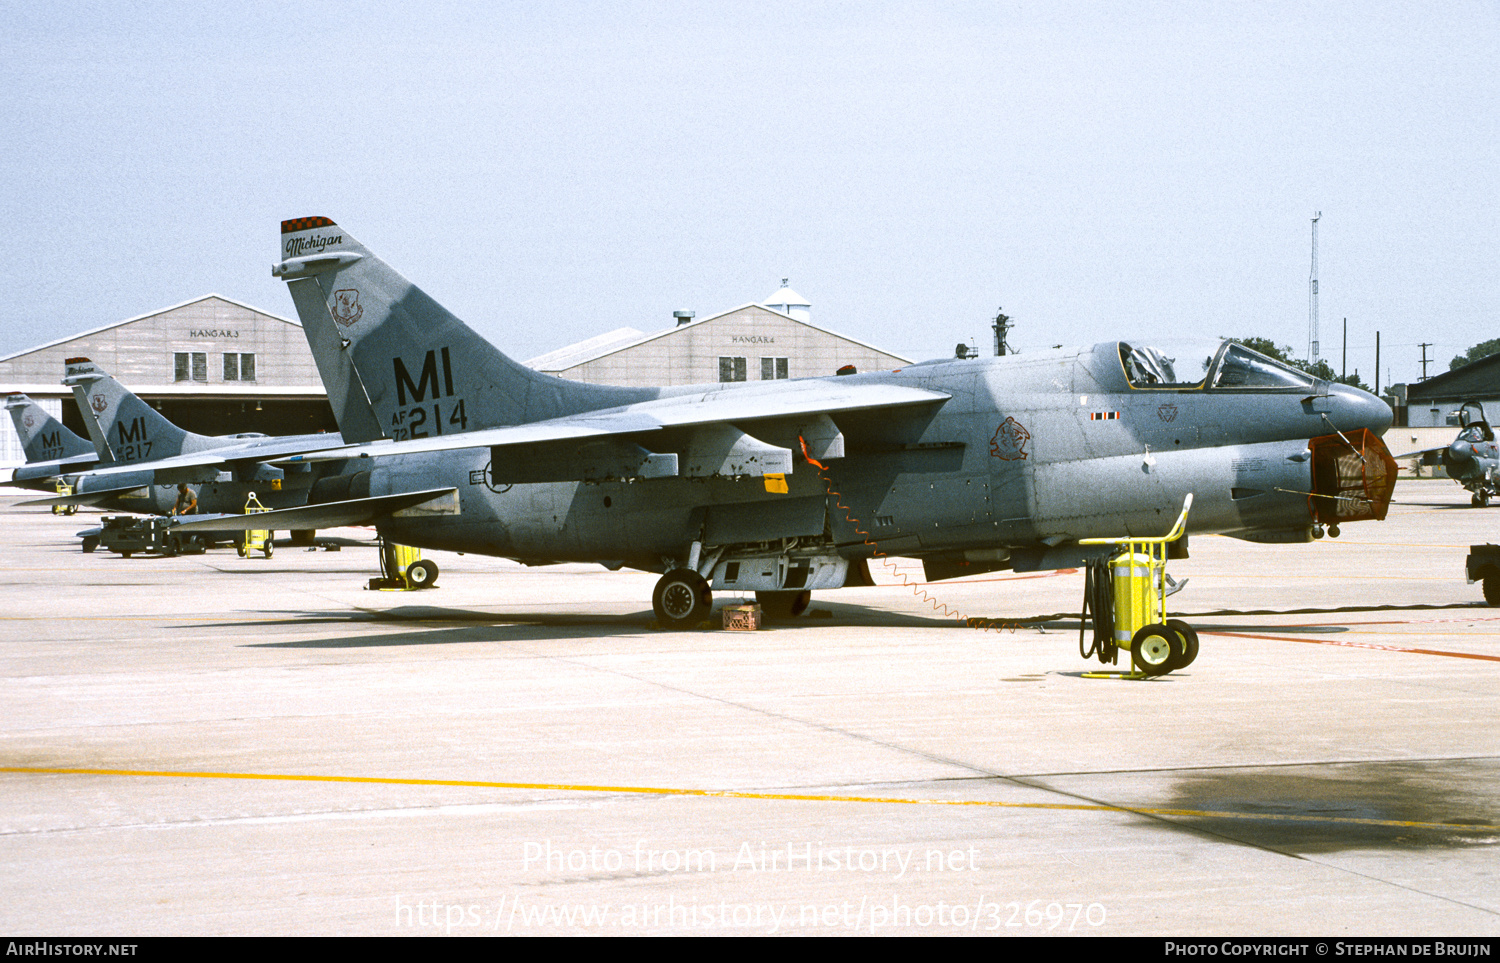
[755,590,811,619]
[1163,619,1200,672]
[406,559,439,589]
[1131,624,1184,677]
[1474,491,1492,508]
[653,570,712,629]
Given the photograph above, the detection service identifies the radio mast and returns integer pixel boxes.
[1308,212,1321,362]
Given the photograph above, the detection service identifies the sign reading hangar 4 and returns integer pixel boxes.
[254,217,1397,627]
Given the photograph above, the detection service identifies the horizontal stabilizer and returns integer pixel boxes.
[168,488,459,533]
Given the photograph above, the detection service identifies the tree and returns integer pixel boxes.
[1450,338,1500,372]
[1229,337,1371,392]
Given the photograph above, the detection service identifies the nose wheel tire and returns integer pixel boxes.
[654,570,712,629]
[1131,624,1184,677]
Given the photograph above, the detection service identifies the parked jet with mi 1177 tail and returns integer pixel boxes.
[13,360,350,519]
[174,216,1399,627]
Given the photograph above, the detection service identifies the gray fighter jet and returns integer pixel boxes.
[5,393,99,486]
[179,216,1397,626]
[20,359,349,520]
[1401,402,1499,507]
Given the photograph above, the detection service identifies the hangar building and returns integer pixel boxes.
[1403,352,1500,428]
[527,281,910,385]
[0,295,335,464]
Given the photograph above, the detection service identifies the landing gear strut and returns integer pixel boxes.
[653,569,712,628]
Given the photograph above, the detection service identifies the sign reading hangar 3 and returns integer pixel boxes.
[257,216,1397,627]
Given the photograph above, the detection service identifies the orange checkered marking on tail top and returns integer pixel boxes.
[281,216,336,233]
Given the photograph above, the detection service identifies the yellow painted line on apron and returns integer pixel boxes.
[1,767,1490,833]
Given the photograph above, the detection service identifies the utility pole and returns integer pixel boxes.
[1342,317,1347,381]
[992,307,1012,357]
[1419,342,1432,381]
[1375,330,1381,396]
[1308,212,1321,363]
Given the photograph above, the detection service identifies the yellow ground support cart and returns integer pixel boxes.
[1078,494,1198,678]
[51,480,78,516]
[368,540,438,590]
[237,492,274,558]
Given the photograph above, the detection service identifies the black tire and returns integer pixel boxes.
[1163,619,1200,671]
[1474,492,1489,508]
[406,559,439,589]
[289,529,316,546]
[1484,575,1500,607]
[755,590,812,619]
[653,570,712,628]
[1131,624,1183,677]
[121,551,132,559]
[165,535,181,558]
[81,536,98,554]
[263,538,274,559]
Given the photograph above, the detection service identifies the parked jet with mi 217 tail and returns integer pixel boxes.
[180,216,1398,627]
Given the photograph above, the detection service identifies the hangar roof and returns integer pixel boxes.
[1407,352,1500,403]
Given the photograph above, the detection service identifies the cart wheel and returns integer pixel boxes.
[121,551,132,559]
[1131,624,1182,676]
[81,536,99,554]
[263,538,274,559]
[1484,575,1500,607]
[1163,619,1200,671]
[165,535,181,558]
[406,559,439,589]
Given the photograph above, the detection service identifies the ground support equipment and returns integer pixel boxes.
[367,539,438,590]
[1078,494,1198,679]
[237,492,274,559]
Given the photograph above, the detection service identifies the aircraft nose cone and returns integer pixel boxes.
[1449,438,1475,463]
[1330,384,1393,436]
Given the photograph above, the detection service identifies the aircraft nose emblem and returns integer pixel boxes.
[989,416,1031,460]
[1157,404,1178,422]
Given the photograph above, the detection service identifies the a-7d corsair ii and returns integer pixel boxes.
[183,216,1397,626]
[17,359,352,519]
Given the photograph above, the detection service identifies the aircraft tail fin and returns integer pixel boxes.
[5,394,94,463]
[274,217,653,444]
[62,359,210,463]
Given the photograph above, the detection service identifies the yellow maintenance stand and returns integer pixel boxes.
[51,480,78,516]
[368,540,439,591]
[1078,494,1198,678]
[237,492,274,558]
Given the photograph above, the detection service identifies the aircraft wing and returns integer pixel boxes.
[58,435,352,481]
[281,382,950,464]
[168,488,460,533]
[16,485,148,508]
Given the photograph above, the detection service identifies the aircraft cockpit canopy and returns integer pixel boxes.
[1119,340,1317,391]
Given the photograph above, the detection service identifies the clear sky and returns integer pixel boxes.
[2,1,1495,388]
